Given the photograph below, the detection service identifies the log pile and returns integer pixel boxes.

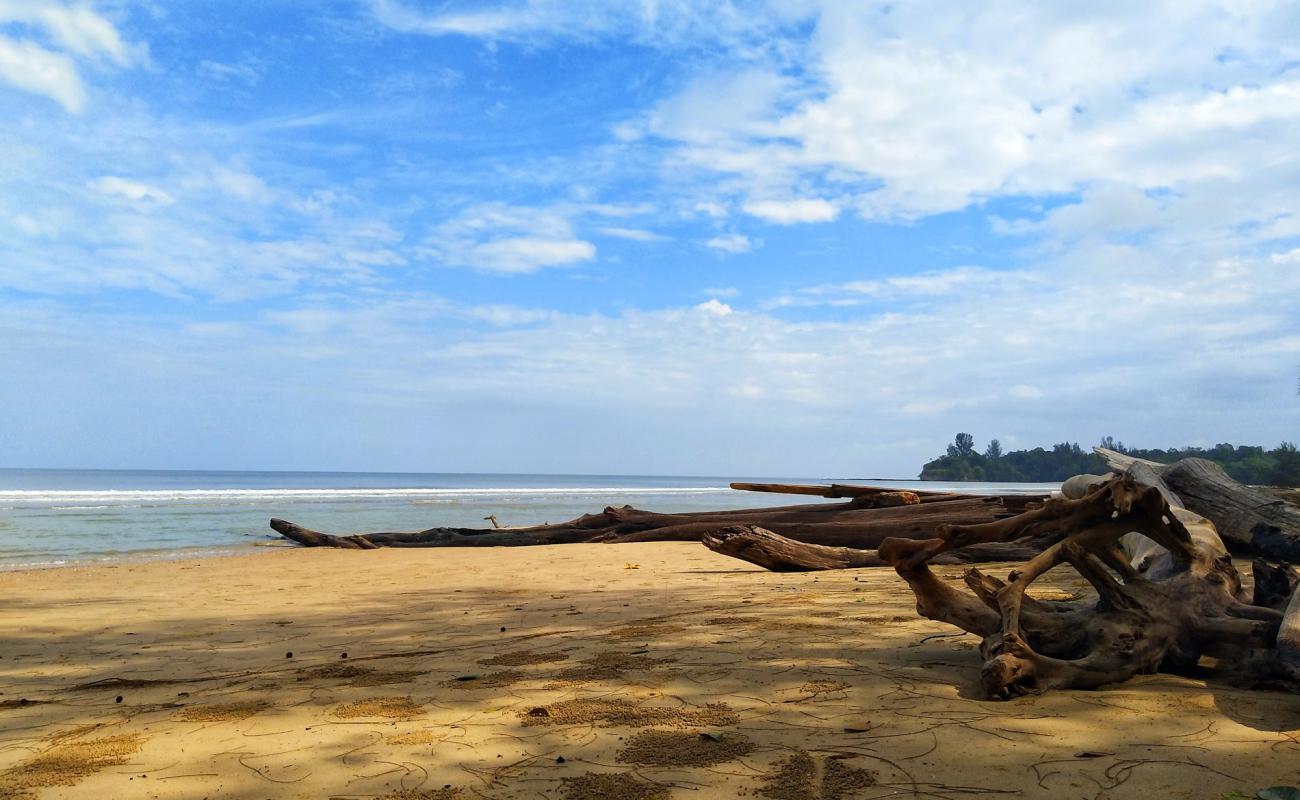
[270,485,1050,555]
[269,457,1299,697]
[875,464,1300,697]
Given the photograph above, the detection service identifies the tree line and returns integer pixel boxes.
[919,433,1300,486]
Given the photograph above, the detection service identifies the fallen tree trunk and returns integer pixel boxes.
[1096,449,1300,562]
[878,469,1299,698]
[271,489,1049,550]
[701,525,1054,572]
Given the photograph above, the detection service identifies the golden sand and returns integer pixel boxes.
[1,542,1298,799]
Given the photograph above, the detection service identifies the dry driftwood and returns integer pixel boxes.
[701,525,1052,572]
[877,469,1300,698]
[271,487,1049,551]
[1096,448,1300,562]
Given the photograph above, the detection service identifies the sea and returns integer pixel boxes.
[0,469,1058,571]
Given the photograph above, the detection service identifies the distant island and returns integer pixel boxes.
[919,433,1300,486]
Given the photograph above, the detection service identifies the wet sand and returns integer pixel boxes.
[1,543,1298,799]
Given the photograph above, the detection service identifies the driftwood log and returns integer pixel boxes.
[1096,448,1300,562]
[270,486,1049,553]
[876,468,1300,698]
[701,525,1053,571]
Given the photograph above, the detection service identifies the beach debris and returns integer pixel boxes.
[623,562,640,569]
[268,488,1048,553]
[877,464,1300,698]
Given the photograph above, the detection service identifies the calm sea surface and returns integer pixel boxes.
[0,469,1057,570]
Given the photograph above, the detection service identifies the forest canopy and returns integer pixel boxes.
[919,434,1300,485]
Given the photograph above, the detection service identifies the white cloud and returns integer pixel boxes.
[0,35,85,112]
[89,176,174,205]
[427,204,597,273]
[706,233,753,254]
[774,266,1040,307]
[695,298,733,316]
[743,197,840,224]
[599,226,668,242]
[0,1,142,112]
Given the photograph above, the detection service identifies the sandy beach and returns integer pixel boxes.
[2,543,1298,800]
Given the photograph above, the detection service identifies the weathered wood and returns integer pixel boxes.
[702,525,1054,572]
[271,493,1049,551]
[1096,448,1300,562]
[878,473,1298,697]
[730,481,947,499]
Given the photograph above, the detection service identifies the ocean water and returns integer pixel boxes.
[0,469,1057,570]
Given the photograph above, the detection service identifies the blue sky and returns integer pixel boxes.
[1,1,1298,476]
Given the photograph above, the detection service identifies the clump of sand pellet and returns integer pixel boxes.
[478,649,570,666]
[560,772,669,800]
[378,788,461,800]
[176,700,269,722]
[0,734,143,793]
[616,729,754,767]
[704,616,750,625]
[385,730,442,745]
[757,750,875,800]
[520,698,738,728]
[335,696,424,719]
[821,758,876,798]
[610,623,684,640]
[547,651,673,685]
[300,664,428,686]
[798,680,850,698]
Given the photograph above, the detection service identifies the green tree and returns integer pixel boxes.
[948,432,976,458]
[984,439,1003,459]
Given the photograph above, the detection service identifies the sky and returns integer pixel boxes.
[1,0,1298,477]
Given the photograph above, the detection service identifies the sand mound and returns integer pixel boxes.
[520,698,738,728]
[176,700,268,722]
[0,734,143,794]
[478,649,570,666]
[335,696,424,719]
[757,750,875,800]
[560,772,669,800]
[616,729,755,767]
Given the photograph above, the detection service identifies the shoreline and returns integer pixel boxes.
[2,543,1297,799]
